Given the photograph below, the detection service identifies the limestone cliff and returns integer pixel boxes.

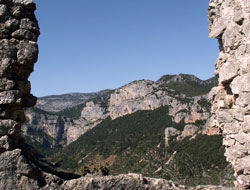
[23,75,215,147]
[23,91,111,147]
[109,78,211,121]
[208,0,250,188]
[24,104,108,146]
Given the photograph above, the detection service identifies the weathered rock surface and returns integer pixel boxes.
[165,124,199,146]
[165,127,181,146]
[62,174,239,190]
[181,124,199,138]
[209,0,250,188]
[0,0,65,189]
[109,78,211,122]
[24,75,214,147]
[24,92,111,146]
[0,0,39,150]
[63,174,184,190]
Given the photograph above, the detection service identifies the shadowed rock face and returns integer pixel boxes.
[0,1,65,189]
[208,0,250,188]
[0,0,39,153]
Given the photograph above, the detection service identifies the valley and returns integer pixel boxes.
[22,74,234,186]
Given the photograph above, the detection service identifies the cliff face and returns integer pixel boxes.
[208,0,250,188]
[23,92,111,147]
[109,78,211,122]
[23,75,214,148]
[24,107,106,146]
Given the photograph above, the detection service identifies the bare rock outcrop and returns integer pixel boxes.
[63,174,185,190]
[165,127,181,146]
[24,105,107,146]
[24,77,213,147]
[181,124,199,138]
[164,125,199,146]
[109,80,210,123]
[208,0,250,188]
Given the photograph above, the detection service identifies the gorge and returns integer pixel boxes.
[0,0,249,189]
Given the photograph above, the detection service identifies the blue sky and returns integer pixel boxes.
[31,0,218,97]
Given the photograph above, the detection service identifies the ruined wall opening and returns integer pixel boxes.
[1,0,249,189]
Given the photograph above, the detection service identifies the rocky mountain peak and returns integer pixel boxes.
[157,74,202,84]
[157,74,219,87]
[24,73,215,148]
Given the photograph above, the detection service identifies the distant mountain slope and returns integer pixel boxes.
[36,90,112,112]
[24,74,217,150]
[48,106,233,186]
[23,73,234,186]
[157,74,218,97]
[24,90,112,148]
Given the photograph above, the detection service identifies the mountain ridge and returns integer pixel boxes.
[23,73,235,187]
[35,74,217,113]
[36,89,113,112]
[24,74,218,149]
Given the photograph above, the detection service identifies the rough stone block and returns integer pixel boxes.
[236,93,250,107]
[0,4,7,17]
[0,90,20,105]
[0,135,13,151]
[223,123,242,135]
[231,74,250,94]
[5,19,19,30]
[12,29,37,41]
[0,119,20,136]
[12,0,36,10]
[20,18,39,34]
[219,61,239,84]
[17,40,38,64]
[0,39,17,59]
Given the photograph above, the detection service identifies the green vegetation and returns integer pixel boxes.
[157,75,218,97]
[157,74,176,82]
[167,135,229,185]
[162,80,215,97]
[24,129,60,158]
[25,75,230,185]
[46,106,231,186]
[49,106,175,170]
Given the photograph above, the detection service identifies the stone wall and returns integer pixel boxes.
[0,0,39,152]
[208,0,250,188]
[0,1,63,189]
